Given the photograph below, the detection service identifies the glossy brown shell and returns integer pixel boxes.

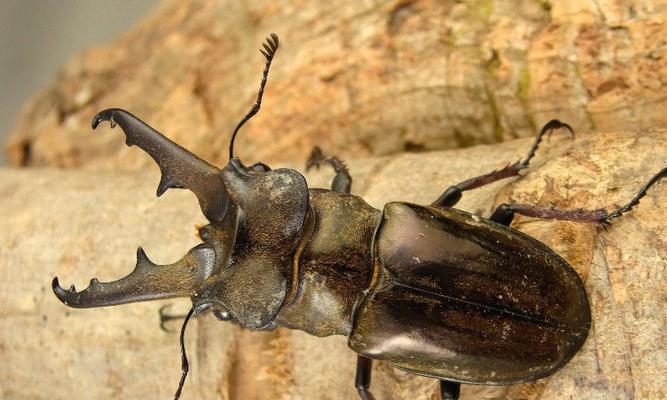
[349,203,591,384]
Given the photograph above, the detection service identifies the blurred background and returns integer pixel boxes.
[4,0,665,172]
[0,0,159,165]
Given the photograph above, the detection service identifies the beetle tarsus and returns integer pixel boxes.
[306,146,352,193]
[602,166,666,222]
[440,380,460,400]
[521,119,574,167]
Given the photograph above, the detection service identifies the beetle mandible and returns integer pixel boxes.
[52,34,666,400]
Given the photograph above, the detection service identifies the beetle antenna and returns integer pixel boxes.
[229,33,280,160]
[173,307,195,400]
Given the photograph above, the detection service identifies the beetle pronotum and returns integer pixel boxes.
[52,34,665,400]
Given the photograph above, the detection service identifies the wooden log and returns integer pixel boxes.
[0,129,664,399]
[6,0,667,170]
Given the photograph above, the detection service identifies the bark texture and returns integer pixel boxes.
[1,130,665,399]
[5,0,667,169]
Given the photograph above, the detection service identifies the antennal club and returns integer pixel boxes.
[229,33,280,160]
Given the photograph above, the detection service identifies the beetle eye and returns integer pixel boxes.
[250,162,271,172]
[193,301,232,321]
[212,310,233,321]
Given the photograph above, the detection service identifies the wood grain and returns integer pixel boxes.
[0,130,664,399]
[6,0,667,170]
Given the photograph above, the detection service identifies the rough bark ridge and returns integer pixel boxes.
[1,130,664,399]
[6,0,667,169]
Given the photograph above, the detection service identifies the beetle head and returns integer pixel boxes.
[189,158,309,328]
[53,156,309,329]
[53,33,308,329]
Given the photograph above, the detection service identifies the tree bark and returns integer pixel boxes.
[6,0,667,169]
[1,130,664,399]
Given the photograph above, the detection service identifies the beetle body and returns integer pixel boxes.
[52,35,664,399]
[203,176,590,384]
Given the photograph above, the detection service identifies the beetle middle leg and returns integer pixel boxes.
[440,380,461,400]
[306,146,352,193]
[432,120,573,208]
[355,357,461,400]
[490,167,666,226]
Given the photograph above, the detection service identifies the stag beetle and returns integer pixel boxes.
[52,34,666,400]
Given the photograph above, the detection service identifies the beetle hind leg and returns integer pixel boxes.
[432,120,573,208]
[355,356,376,400]
[440,380,461,400]
[306,146,352,193]
[490,166,666,226]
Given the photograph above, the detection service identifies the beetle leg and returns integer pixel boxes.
[521,119,575,166]
[355,356,376,400]
[490,203,607,226]
[489,203,516,226]
[159,304,195,333]
[439,380,461,400]
[602,166,666,221]
[432,120,573,208]
[490,167,666,225]
[306,146,352,193]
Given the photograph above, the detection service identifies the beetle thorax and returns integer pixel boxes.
[274,189,382,337]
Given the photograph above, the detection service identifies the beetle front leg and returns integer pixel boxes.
[432,120,573,208]
[440,380,460,400]
[159,304,183,332]
[355,356,376,400]
[306,146,352,193]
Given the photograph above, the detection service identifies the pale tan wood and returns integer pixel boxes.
[0,130,664,399]
[5,0,667,170]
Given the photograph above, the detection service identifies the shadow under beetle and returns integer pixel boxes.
[52,34,666,400]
